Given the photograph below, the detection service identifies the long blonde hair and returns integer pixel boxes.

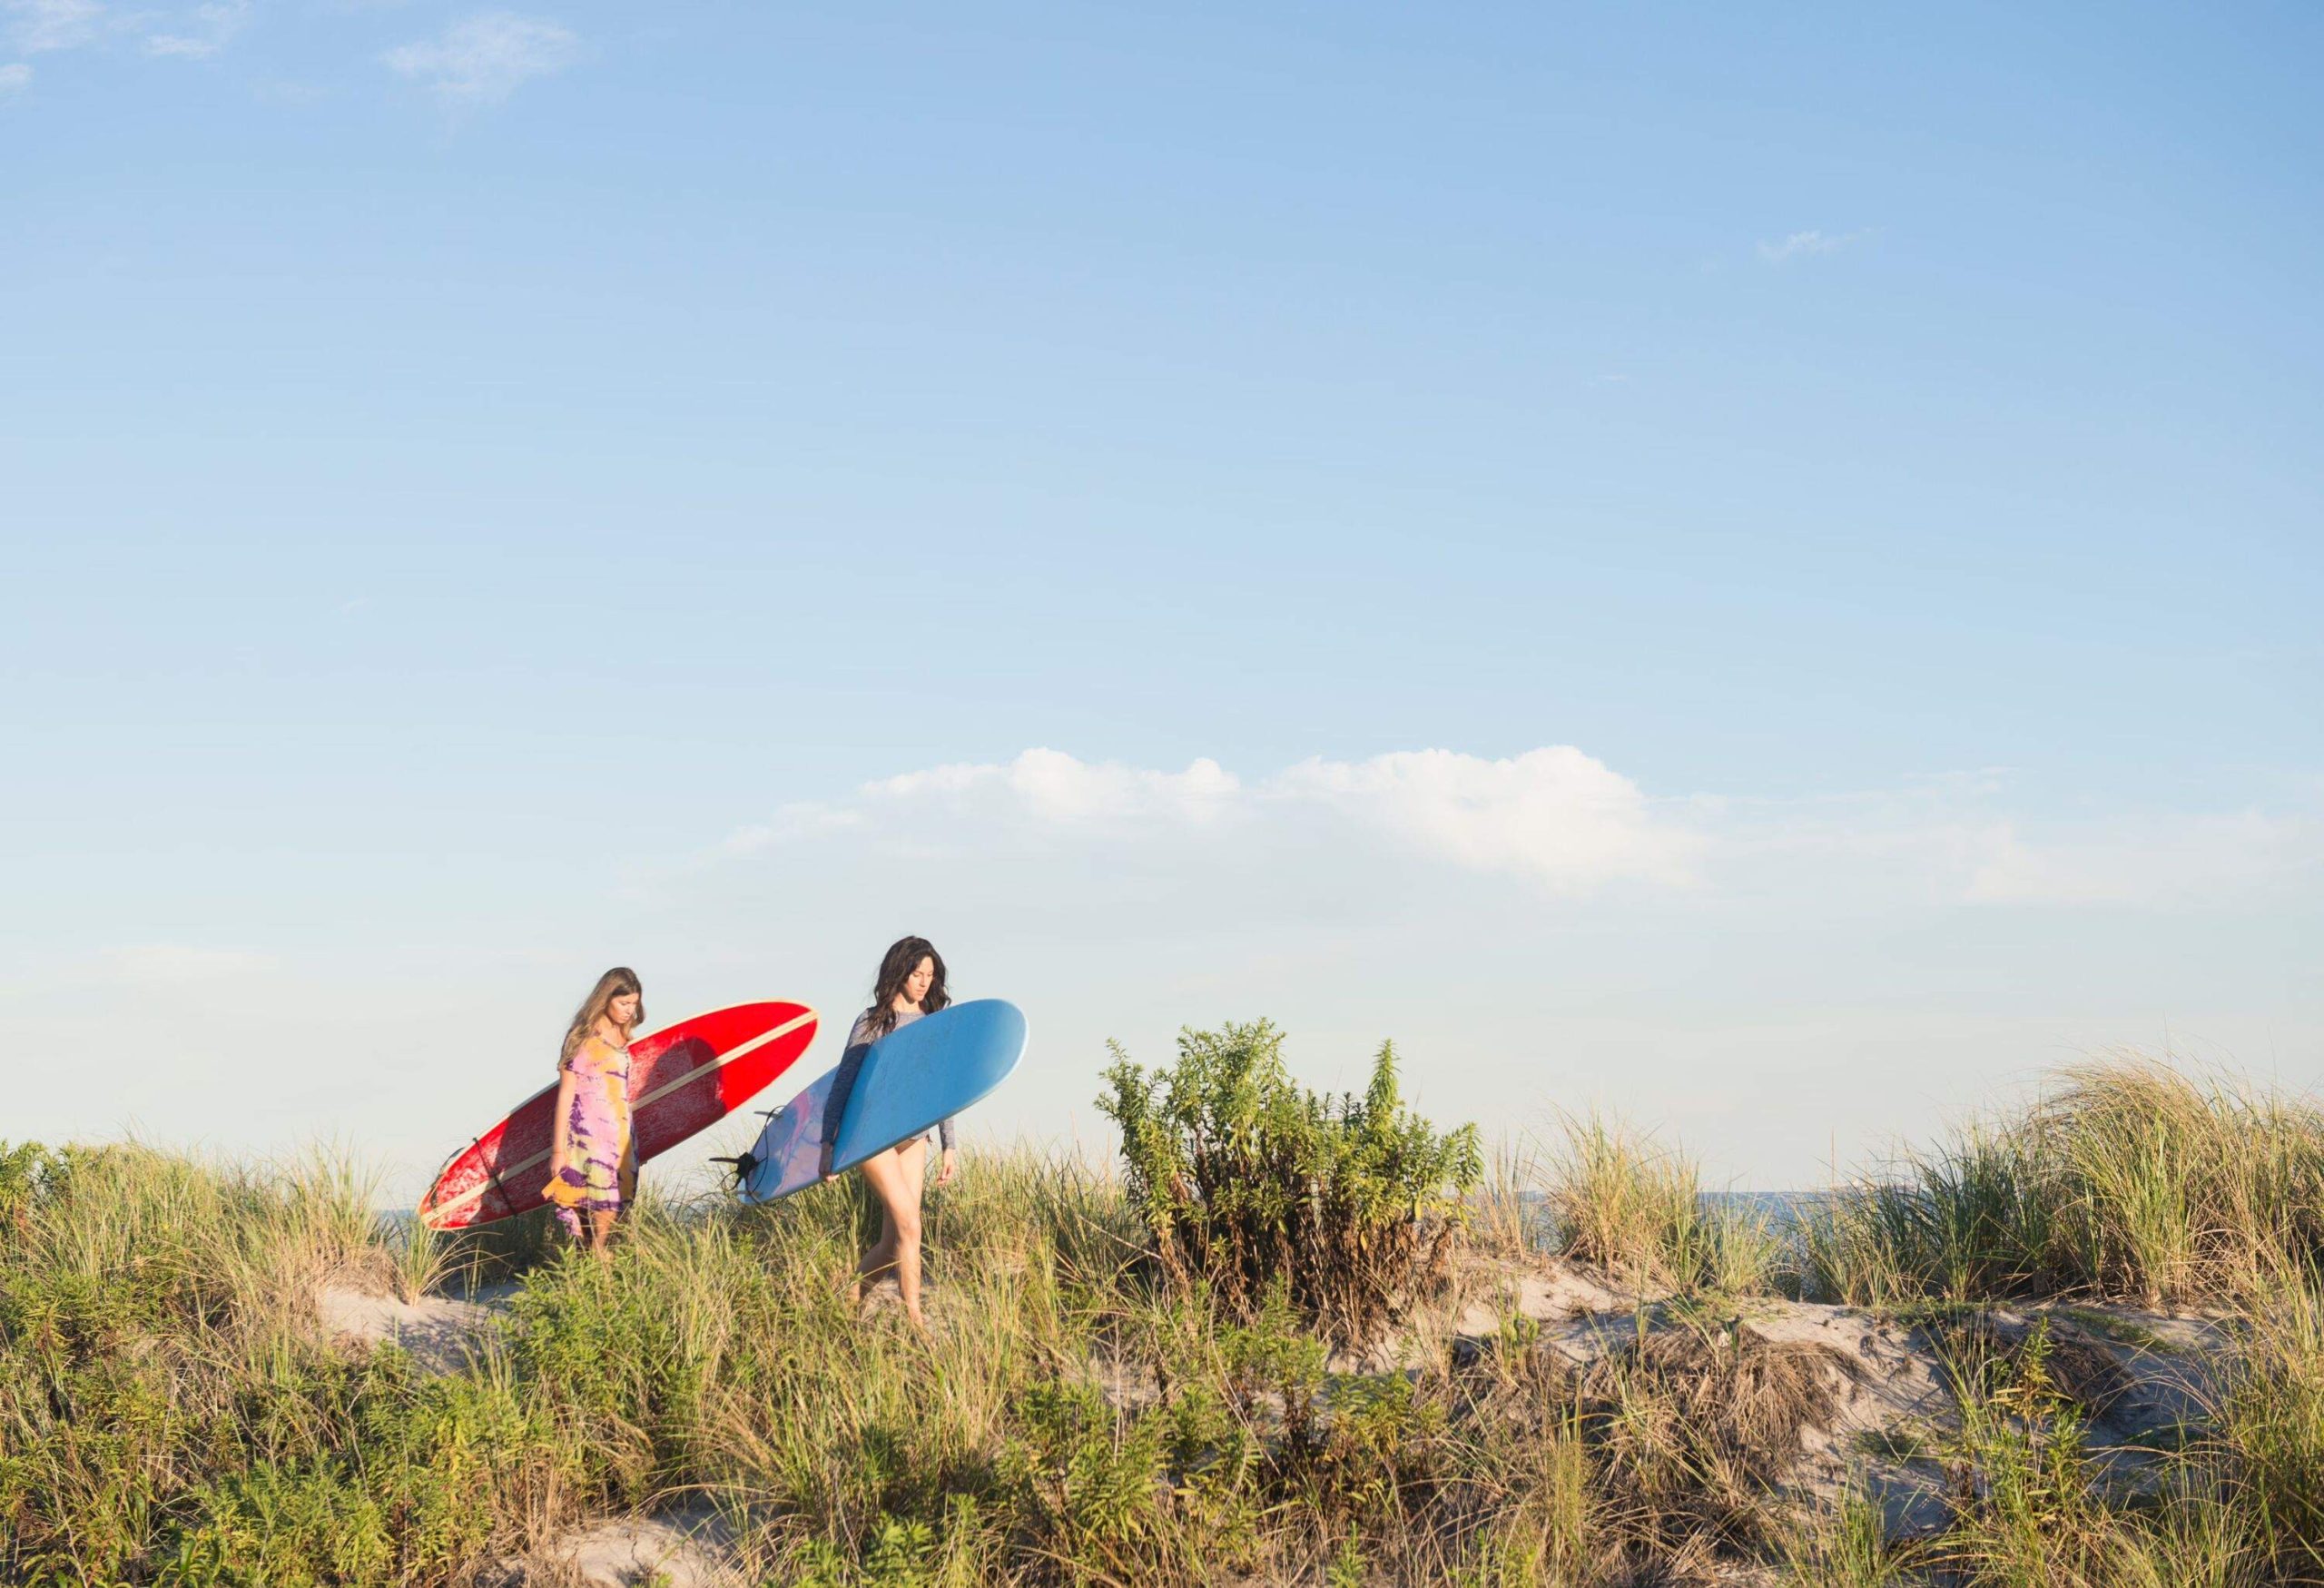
[561,966,644,1060]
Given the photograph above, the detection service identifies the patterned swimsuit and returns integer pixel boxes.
[543,1033,636,1236]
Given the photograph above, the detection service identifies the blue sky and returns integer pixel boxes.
[5,2,2319,1195]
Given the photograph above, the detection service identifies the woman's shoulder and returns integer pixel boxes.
[565,1032,628,1066]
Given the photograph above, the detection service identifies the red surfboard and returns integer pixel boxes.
[419,1001,818,1229]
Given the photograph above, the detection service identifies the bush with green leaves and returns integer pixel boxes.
[1098,1020,1482,1346]
[15,1052,2324,1586]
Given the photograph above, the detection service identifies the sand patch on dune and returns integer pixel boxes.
[313,1277,516,1375]
[495,1502,746,1588]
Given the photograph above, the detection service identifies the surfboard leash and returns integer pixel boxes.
[709,1105,783,1191]
[477,1132,516,1213]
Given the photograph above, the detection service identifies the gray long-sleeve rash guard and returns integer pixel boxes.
[819,1006,956,1153]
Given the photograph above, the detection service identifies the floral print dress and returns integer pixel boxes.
[543,1033,636,1237]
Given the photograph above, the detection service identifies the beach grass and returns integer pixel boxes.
[1800,1058,2324,1309]
[1536,1112,1787,1300]
[5,1050,2324,1584]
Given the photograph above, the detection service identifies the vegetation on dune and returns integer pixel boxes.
[1537,1113,1784,1300]
[1097,1020,1482,1347]
[1462,1055,2324,1586]
[4,1042,2324,1585]
[1801,1058,2324,1309]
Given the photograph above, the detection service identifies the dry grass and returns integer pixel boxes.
[1540,1112,1785,1298]
[1572,1326,1842,1554]
[1805,1058,2324,1309]
[9,1050,2324,1586]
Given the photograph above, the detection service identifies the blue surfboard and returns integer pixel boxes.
[734,999,1027,1205]
[734,1070,837,1205]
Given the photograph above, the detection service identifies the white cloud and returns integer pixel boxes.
[5,0,248,60]
[383,11,577,104]
[730,749,1242,857]
[1268,747,1703,893]
[145,0,246,57]
[875,748,1241,825]
[0,60,28,91]
[1758,228,1870,265]
[730,745,1698,895]
[723,746,2324,911]
[5,0,103,54]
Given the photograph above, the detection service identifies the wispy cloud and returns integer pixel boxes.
[726,749,1243,856]
[724,745,2324,911]
[1268,747,1704,893]
[5,0,251,60]
[5,0,105,54]
[1758,228,1870,265]
[97,943,281,988]
[734,745,1706,896]
[0,60,28,92]
[383,10,578,104]
[1963,809,2318,906]
[145,0,246,57]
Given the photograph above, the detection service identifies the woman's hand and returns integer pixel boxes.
[934,1148,958,1188]
[817,1143,835,1183]
[547,1067,576,1187]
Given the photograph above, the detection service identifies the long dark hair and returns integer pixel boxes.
[561,966,643,1060]
[866,936,948,1038]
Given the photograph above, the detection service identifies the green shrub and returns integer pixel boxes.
[1000,1382,1167,1569]
[1098,1021,1482,1346]
[1933,1316,2101,1581]
[16,1059,2324,1588]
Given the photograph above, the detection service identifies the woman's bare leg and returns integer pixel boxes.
[854,1147,904,1292]
[892,1138,929,1323]
[852,1196,897,1304]
[587,1207,617,1258]
[854,1139,929,1323]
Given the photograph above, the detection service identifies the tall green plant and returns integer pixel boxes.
[1542,1113,1782,1297]
[1098,1020,1481,1346]
[1805,1058,2324,1307]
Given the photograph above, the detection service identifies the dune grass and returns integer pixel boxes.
[1801,1058,2324,1309]
[1535,1113,1785,1300]
[1,1135,1788,1585]
[7,1049,2324,1584]
[1774,1056,2324,1588]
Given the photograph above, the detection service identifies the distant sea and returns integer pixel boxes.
[1512,1189,1830,1256]
[1705,1189,1827,1226]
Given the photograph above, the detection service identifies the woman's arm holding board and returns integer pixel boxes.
[818,1016,874,1179]
[546,1060,576,1182]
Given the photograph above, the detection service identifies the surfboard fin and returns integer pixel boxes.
[708,1152,757,1185]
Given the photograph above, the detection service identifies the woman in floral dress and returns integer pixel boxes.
[543,966,642,1257]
